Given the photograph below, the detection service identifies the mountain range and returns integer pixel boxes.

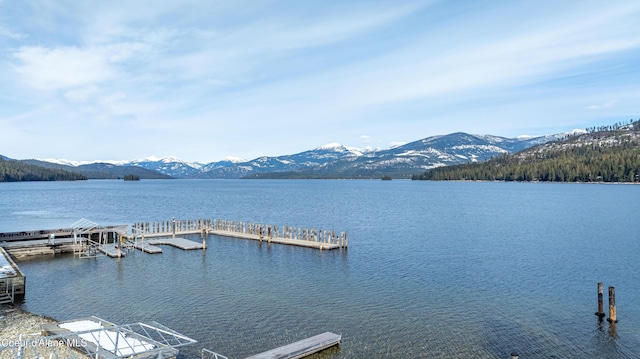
[4,130,584,180]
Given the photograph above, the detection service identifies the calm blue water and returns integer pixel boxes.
[1,180,639,358]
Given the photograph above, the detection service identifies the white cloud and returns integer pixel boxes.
[12,46,116,91]
[585,100,617,110]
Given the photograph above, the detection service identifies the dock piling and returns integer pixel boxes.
[607,286,618,323]
[595,282,605,318]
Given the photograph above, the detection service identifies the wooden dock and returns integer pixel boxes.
[98,244,126,258]
[132,240,163,254]
[131,219,348,251]
[244,332,341,359]
[0,218,347,260]
[146,237,204,250]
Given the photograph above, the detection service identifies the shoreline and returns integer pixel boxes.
[0,306,58,340]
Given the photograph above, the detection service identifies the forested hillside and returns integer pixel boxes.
[0,157,87,182]
[413,120,640,183]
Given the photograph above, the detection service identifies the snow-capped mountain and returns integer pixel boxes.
[33,130,572,179]
[124,156,205,178]
[250,132,567,178]
[197,143,364,179]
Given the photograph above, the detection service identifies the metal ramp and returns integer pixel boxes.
[0,317,197,359]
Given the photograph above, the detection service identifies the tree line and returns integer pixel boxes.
[0,157,87,182]
[585,119,640,133]
[413,123,640,183]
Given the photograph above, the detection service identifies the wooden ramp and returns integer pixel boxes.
[147,237,204,250]
[244,332,341,359]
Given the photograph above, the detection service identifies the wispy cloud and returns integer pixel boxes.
[13,46,117,91]
[585,100,617,110]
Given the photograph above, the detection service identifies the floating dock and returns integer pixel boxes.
[146,237,204,250]
[98,244,126,258]
[244,332,341,359]
[132,240,162,254]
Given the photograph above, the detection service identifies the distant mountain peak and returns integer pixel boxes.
[316,143,345,151]
[161,156,183,163]
[36,158,81,167]
[224,156,246,163]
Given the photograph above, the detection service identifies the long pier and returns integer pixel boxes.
[131,219,348,250]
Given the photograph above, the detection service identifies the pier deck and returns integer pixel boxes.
[98,245,125,258]
[132,240,163,254]
[147,237,204,250]
[209,230,341,250]
[244,332,341,359]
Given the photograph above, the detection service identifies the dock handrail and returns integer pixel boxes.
[0,279,15,304]
[202,348,229,359]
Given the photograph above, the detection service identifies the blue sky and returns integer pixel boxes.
[1,0,639,163]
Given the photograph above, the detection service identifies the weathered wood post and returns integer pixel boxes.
[595,282,605,318]
[607,286,618,323]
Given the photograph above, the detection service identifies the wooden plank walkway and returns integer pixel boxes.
[244,332,341,359]
[209,230,340,250]
[147,237,204,250]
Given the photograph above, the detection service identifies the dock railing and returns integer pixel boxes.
[0,279,15,304]
[202,348,229,359]
[131,218,348,249]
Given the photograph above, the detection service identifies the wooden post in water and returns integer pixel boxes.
[607,286,618,323]
[510,353,518,359]
[595,282,605,318]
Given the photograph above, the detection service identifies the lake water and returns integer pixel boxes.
[1,180,639,358]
